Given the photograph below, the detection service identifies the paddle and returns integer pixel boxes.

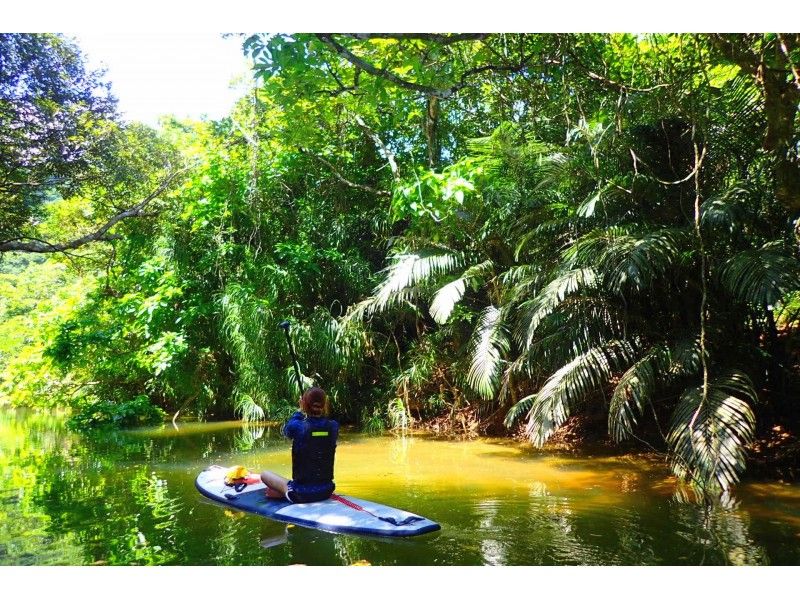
[279,320,305,399]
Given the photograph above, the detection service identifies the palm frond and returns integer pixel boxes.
[720,245,800,307]
[285,365,315,398]
[514,268,598,348]
[609,336,706,443]
[304,309,366,375]
[525,296,624,368]
[371,251,464,312]
[466,305,510,400]
[598,228,687,295]
[710,73,764,152]
[514,214,575,260]
[700,186,750,235]
[609,346,664,442]
[563,226,627,268]
[234,392,265,422]
[506,341,636,446]
[429,278,466,325]
[575,185,634,221]
[499,264,539,286]
[667,337,703,378]
[532,152,570,191]
[667,370,757,493]
[429,260,494,324]
[504,392,537,429]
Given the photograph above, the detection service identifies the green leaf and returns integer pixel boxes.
[667,371,757,493]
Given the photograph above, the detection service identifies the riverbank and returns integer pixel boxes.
[414,406,800,485]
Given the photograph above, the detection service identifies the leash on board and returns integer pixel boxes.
[330,493,424,527]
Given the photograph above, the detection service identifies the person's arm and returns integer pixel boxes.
[282,411,305,439]
[330,420,339,446]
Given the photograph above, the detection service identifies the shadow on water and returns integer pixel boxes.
[1,408,799,565]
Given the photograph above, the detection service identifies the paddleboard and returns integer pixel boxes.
[195,465,441,537]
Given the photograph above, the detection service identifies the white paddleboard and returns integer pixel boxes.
[196,465,440,537]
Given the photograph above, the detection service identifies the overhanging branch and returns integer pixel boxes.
[0,167,189,254]
[316,33,457,99]
[299,148,390,197]
[317,34,535,100]
[342,34,489,45]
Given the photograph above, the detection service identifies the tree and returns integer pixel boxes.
[708,34,800,220]
[334,33,800,494]
[0,34,184,255]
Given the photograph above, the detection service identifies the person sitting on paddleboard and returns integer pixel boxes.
[260,386,338,504]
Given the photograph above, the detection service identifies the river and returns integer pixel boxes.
[1,409,798,565]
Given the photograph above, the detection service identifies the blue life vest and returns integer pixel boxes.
[284,413,338,493]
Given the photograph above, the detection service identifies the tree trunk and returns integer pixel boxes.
[425,95,441,168]
[710,34,800,222]
[761,59,800,218]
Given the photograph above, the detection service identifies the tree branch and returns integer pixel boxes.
[776,33,800,90]
[317,34,538,100]
[317,34,536,100]
[316,34,457,99]
[342,34,489,45]
[299,147,390,196]
[0,167,188,254]
[351,114,400,181]
[565,44,669,93]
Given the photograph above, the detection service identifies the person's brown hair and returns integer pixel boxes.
[300,387,327,416]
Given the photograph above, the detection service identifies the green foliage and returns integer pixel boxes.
[0,34,116,242]
[331,33,800,493]
[0,254,94,407]
[68,394,166,430]
[1,34,180,255]
[3,33,800,497]
[667,371,758,493]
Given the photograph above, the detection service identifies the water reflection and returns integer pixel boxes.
[1,408,799,565]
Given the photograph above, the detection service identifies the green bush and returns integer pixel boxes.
[67,395,166,430]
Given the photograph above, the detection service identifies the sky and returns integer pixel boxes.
[73,33,251,126]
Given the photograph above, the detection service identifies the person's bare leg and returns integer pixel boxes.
[260,470,289,498]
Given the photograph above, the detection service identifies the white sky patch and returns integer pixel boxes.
[72,33,251,126]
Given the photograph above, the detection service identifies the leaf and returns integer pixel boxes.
[720,246,800,307]
[700,186,750,234]
[666,371,757,493]
[507,340,635,446]
[514,268,598,348]
[429,278,466,325]
[576,191,601,219]
[609,347,662,442]
[371,251,464,312]
[598,228,686,294]
[429,260,493,324]
[466,305,509,400]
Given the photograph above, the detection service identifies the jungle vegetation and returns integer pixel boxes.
[2,33,800,496]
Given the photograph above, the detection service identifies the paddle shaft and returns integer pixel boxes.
[279,321,305,399]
